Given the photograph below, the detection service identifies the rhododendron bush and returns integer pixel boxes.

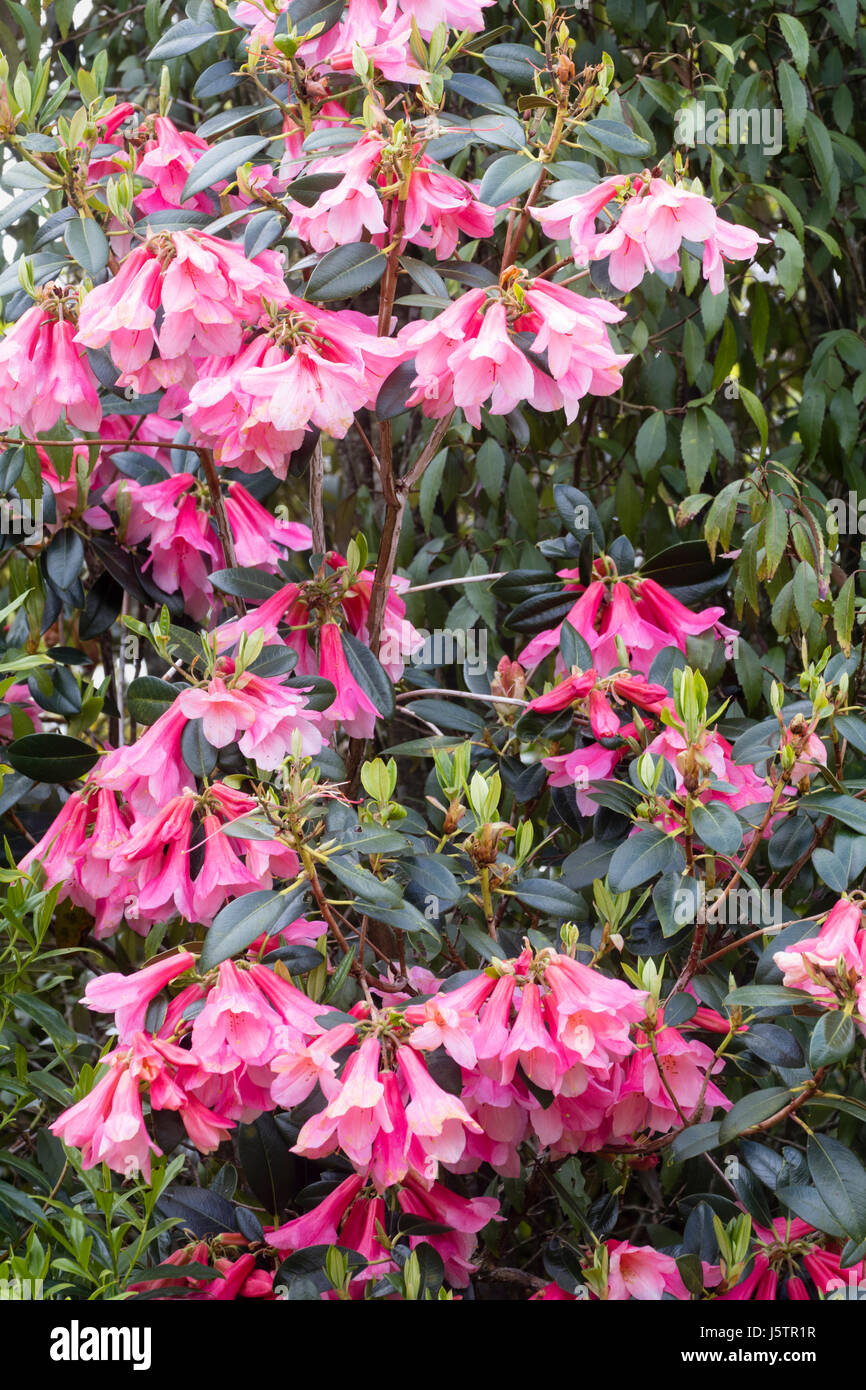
[0,0,865,1314]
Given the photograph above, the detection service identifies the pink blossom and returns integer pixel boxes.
[268,1173,365,1252]
[191,961,282,1073]
[612,1016,730,1136]
[19,786,134,938]
[134,116,212,217]
[83,951,196,1041]
[542,952,648,1068]
[285,133,388,251]
[316,621,381,739]
[397,1174,499,1287]
[604,1240,691,1300]
[774,897,866,1009]
[269,1023,358,1108]
[75,232,285,392]
[396,1043,482,1164]
[0,297,100,435]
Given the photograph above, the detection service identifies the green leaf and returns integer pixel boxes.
[800,793,866,836]
[478,154,538,206]
[718,1087,793,1143]
[763,492,788,577]
[670,1122,722,1162]
[419,447,448,531]
[210,567,285,600]
[64,216,109,274]
[725,984,814,1009]
[809,1011,855,1069]
[778,60,807,149]
[734,639,763,712]
[776,1181,847,1239]
[507,465,538,541]
[808,1134,866,1242]
[305,242,388,302]
[339,630,394,719]
[483,43,544,83]
[738,386,769,456]
[581,118,653,156]
[44,528,84,594]
[180,136,272,203]
[834,574,856,654]
[608,827,676,891]
[476,438,506,501]
[680,409,714,492]
[148,18,218,60]
[690,802,743,855]
[236,1114,294,1214]
[776,228,804,300]
[8,733,99,783]
[326,856,403,907]
[635,413,666,476]
[199,890,298,971]
[285,171,345,207]
[513,878,584,917]
[126,676,178,727]
[777,12,810,75]
[287,0,344,37]
[14,991,77,1047]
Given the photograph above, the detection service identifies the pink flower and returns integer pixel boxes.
[542,743,625,814]
[404,974,495,1068]
[285,133,387,251]
[0,296,101,435]
[19,786,134,938]
[229,297,404,443]
[269,1024,358,1108]
[396,1043,482,1163]
[530,175,629,264]
[515,278,632,421]
[316,621,381,739]
[294,1037,389,1169]
[774,897,866,1008]
[52,1033,231,1179]
[191,961,282,1073]
[75,232,285,392]
[52,1045,158,1179]
[533,174,766,295]
[396,0,494,36]
[612,1016,730,1136]
[438,300,536,427]
[780,722,828,784]
[83,951,196,1041]
[224,482,312,566]
[268,1173,364,1252]
[646,724,772,815]
[176,667,323,767]
[397,1174,499,1287]
[134,116,212,216]
[109,791,198,926]
[542,952,647,1068]
[702,217,767,294]
[604,1240,691,1300]
[399,163,496,261]
[519,569,727,677]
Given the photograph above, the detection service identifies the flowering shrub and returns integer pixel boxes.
[0,0,865,1309]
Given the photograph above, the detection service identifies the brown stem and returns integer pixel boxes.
[309,438,326,558]
[365,411,454,656]
[196,447,245,616]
